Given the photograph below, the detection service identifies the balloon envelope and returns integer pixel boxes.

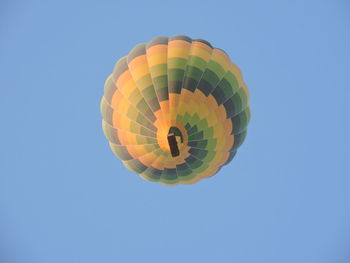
[101,35,250,185]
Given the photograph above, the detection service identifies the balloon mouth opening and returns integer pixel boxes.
[167,126,183,157]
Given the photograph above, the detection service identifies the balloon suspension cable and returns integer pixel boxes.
[167,133,180,157]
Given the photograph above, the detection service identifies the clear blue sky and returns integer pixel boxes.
[1,1,350,262]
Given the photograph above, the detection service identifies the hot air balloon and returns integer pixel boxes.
[100,35,250,185]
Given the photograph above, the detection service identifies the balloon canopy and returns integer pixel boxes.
[100,35,250,185]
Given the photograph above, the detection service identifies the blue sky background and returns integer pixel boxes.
[1,1,350,262]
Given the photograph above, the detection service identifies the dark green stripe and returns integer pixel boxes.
[193,39,213,48]
[232,107,250,135]
[188,148,208,160]
[146,36,168,49]
[109,144,133,160]
[223,151,237,165]
[184,155,203,169]
[161,168,178,181]
[176,163,193,177]
[231,130,247,152]
[153,75,169,101]
[143,167,162,181]
[124,159,149,173]
[169,35,192,43]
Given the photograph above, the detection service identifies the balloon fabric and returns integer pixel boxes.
[101,35,250,185]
